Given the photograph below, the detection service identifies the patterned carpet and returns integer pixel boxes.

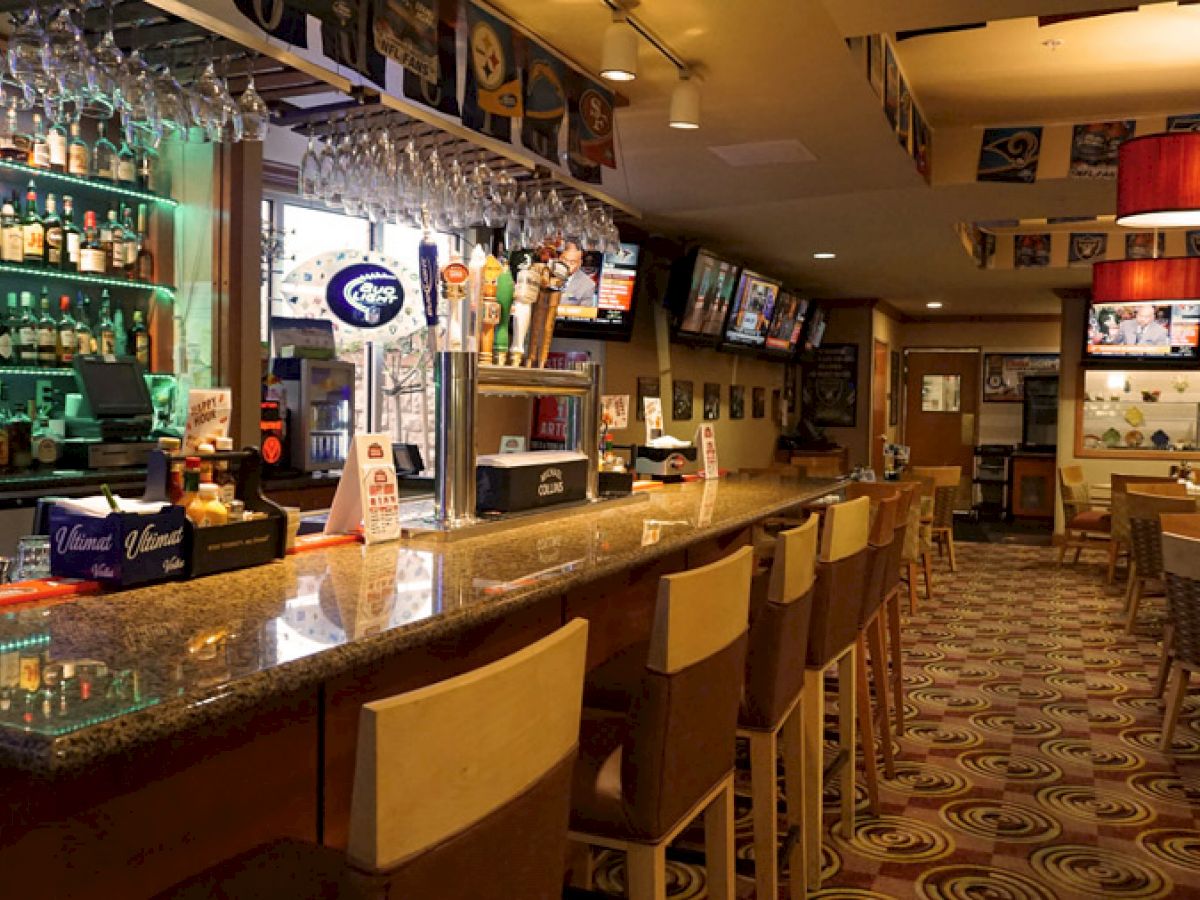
[587,543,1200,899]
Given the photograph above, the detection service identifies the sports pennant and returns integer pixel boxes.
[522,42,567,164]
[373,0,438,80]
[462,2,522,139]
[307,0,386,86]
[232,0,308,46]
[402,0,460,117]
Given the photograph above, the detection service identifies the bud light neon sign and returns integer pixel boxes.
[326,263,405,328]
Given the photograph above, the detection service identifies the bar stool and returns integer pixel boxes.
[800,496,870,890]
[569,547,752,900]
[1159,523,1200,750]
[911,466,961,572]
[1057,464,1112,570]
[156,619,590,900]
[1156,514,1200,700]
[1125,488,1196,634]
[1111,475,1181,586]
[900,472,936,603]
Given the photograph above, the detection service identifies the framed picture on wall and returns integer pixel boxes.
[636,376,660,421]
[672,379,694,420]
[729,385,745,419]
[752,387,765,419]
[982,353,1059,402]
[889,349,900,426]
[704,382,721,420]
[801,343,858,427]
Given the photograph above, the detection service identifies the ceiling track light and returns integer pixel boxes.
[601,5,639,82]
[669,68,700,129]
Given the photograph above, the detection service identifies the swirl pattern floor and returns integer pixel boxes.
[587,543,1200,899]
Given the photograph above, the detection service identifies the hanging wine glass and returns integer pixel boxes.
[299,127,320,198]
[121,49,160,144]
[9,2,51,97]
[43,3,88,103]
[153,61,188,139]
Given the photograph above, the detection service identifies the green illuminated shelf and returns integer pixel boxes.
[0,365,76,376]
[0,696,161,737]
[0,633,50,655]
[0,158,178,207]
[0,262,175,298]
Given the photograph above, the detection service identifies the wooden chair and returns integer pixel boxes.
[569,547,752,900]
[1156,514,1200,698]
[899,473,936,606]
[801,496,870,891]
[1159,525,1200,751]
[1111,474,1181,585]
[156,620,590,900]
[911,466,961,572]
[1125,488,1197,634]
[1057,464,1113,571]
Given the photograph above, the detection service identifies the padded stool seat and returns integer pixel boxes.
[1068,509,1111,532]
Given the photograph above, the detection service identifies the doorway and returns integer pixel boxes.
[903,349,980,506]
[871,339,889,475]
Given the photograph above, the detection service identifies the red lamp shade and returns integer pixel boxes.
[1092,257,1200,303]
[1117,132,1200,227]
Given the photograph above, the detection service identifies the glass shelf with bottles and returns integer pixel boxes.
[1081,369,1200,452]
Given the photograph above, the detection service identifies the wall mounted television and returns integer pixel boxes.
[666,248,741,346]
[1085,299,1200,364]
[722,269,783,352]
[553,242,642,341]
[762,289,809,357]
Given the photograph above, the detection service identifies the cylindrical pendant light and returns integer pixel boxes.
[1092,257,1200,302]
[669,71,700,129]
[1116,132,1200,228]
[601,13,638,82]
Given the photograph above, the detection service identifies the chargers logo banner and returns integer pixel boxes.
[522,43,566,163]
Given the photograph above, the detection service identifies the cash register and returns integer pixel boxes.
[63,356,158,468]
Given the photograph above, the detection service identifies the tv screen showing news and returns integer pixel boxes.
[675,250,740,341]
[763,290,809,355]
[1086,300,1200,361]
[554,242,641,340]
[723,269,782,350]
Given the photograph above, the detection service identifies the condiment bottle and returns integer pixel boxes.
[213,437,235,505]
[197,442,215,483]
[188,483,227,527]
[179,456,200,509]
[159,437,184,504]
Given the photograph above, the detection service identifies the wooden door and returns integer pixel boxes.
[904,349,980,504]
[871,339,888,474]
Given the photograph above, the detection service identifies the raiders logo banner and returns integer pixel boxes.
[462,2,522,140]
[402,0,459,117]
[522,42,566,164]
[1068,232,1107,267]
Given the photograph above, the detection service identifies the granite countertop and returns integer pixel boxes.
[0,474,842,774]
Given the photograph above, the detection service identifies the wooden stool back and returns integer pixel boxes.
[1128,491,1199,582]
[1112,474,1181,543]
[819,496,871,563]
[768,514,818,605]
[347,619,588,873]
[652,545,753,674]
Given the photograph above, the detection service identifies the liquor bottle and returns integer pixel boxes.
[113,306,126,356]
[0,381,9,471]
[134,204,153,282]
[138,146,157,193]
[131,309,150,366]
[0,292,14,363]
[42,193,63,268]
[7,397,31,469]
[116,139,137,186]
[97,293,115,355]
[74,291,93,356]
[79,210,106,274]
[66,121,89,177]
[61,195,80,271]
[56,294,75,364]
[47,118,67,173]
[105,206,124,272]
[0,103,18,161]
[0,193,20,263]
[121,205,137,276]
[36,288,56,367]
[21,181,44,264]
[93,123,117,182]
[27,113,49,170]
[17,291,37,366]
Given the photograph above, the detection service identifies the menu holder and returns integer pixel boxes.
[143,448,288,578]
[324,434,402,544]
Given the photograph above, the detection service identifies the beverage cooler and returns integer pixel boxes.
[270,358,354,471]
[1022,375,1059,449]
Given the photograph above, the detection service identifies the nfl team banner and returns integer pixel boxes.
[374,0,439,81]
[462,1,522,139]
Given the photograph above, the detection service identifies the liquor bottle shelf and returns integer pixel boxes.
[0,158,177,207]
[0,261,175,298]
[0,365,176,377]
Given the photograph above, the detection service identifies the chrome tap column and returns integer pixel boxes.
[566,362,602,501]
[434,351,478,527]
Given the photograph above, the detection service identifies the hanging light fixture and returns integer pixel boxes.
[601,10,638,82]
[1116,132,1200,228]
[1092,257,1200,303]
[669,69,700,129]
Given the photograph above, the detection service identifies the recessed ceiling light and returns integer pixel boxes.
[926,301,944,309]
[813,252,836,260]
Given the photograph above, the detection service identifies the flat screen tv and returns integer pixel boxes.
[668,249,741,345]
[762,289,809,356]
[553,242,642,341]
[1085,300,1200,362]
[722,269,782,351]
[802,304,827,352]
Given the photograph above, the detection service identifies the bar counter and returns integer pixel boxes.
[0,473,841,898]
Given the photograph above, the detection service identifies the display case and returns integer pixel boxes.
[1077,368,1200,458]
